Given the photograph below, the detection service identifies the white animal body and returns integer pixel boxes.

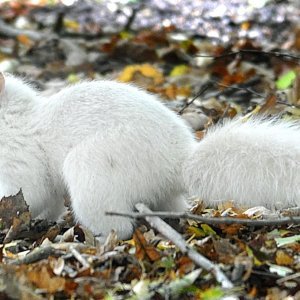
[0,73,194,240]
[183,118,300,210]
[0,73,299,239]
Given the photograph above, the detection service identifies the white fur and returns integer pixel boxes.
[1,73,300,240]
[183,118,300,209]
[0,74,194,239]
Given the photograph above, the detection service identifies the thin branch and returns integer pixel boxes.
[8,246,60,265]
[197,49,300,64]
[0,19,47,41]
[277,272,300,284]
[106,210,300,227]
[178,82,213,115]
[276,100,300,108]
[209,79,265,98]
[134,203,234,289]
[70,246,90,269]
[7,242,90,265]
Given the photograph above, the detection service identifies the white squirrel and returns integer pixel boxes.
[0,72,299,240]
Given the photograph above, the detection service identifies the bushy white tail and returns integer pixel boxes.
[183,118,300,210]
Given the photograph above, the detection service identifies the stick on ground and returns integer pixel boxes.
[134,203,234,289]
[106,210,300,227]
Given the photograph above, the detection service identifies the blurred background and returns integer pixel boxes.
[0,0,300,131]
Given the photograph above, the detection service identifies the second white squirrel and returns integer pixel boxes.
[0,73,299,240]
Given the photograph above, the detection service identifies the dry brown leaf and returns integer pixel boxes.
[190,199,206,215]
[219,223,245,235]
[37,224,61,245]
[17,34,34,46]
[213,238,238,264]
[195,130,205,140]
[259,93,277,114]
[133,229,161,262]
[176,256,194,275]
[133,30,168,48]
[27,264,66,293]
[101,35,120,53]
[0,190,30,228]
[64,281,79,296]
[248,286,258,298]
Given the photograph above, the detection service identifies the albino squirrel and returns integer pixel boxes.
[0,72,299,240]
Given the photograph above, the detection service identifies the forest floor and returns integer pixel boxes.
[1,0,300,299]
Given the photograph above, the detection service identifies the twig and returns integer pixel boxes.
[134,203,234,289]
[0,19,47,41]
[178,82,213,115]
[178,77,265,116]
[8,246,60,265]
[106,210,300,227]
[70,246,90,269]
[277,272,300,284]
[209,79,300,108]
[197,49,300,64]
[7,242,89,265]
[209,79,265,98]
[276,100,300,108]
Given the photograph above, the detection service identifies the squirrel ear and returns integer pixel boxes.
[0,73,4,93]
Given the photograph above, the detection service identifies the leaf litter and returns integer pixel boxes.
[1,0,300,299]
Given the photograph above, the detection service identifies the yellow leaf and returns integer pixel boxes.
[246,246,262,266]
[275,250,294,266]
[119,31,133,39]
[169,64,190,77]
[118,64,164,85]
[63,19,80,31]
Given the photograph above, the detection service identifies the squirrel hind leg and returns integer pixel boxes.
[62,136,135,241]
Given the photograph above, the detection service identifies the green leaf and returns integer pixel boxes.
[201,224,217,236]
[158,256,175,269]
[158,269,202,297]
[200,287,224,300]
[276,70,296,90]
[187,226,206,237]
[275,234,300,247]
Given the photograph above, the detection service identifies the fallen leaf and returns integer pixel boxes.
[27,264,66,293]
[133,229,161,262]
[176,256,194,275]
[0,190,30,228]
[276,70,296,90]
[275,250,294,266]
[118,64,164,86]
